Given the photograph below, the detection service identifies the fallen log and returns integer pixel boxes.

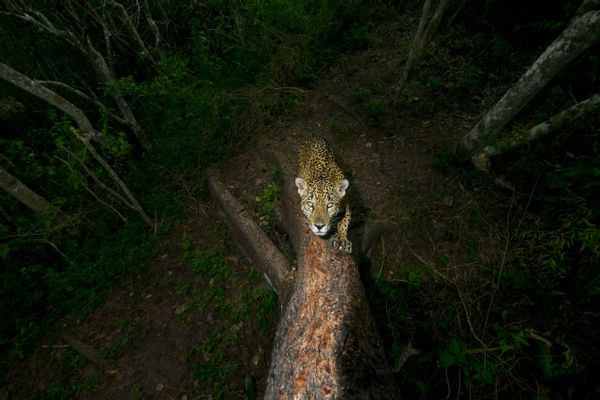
[207,175,293,303]
[264,234,395,399]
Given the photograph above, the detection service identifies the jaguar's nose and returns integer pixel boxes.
[314,223,325,231]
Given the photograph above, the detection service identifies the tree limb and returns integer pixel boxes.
[3,4,153,152]
[479,93,600,158]
[107,0,153,62]
[456,10,600,160]
[0,62,101,140]
[0,166,60,215]
[37,80,128,125]
[143,0,164,59]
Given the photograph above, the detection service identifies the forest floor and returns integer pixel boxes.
[4,20,529,400]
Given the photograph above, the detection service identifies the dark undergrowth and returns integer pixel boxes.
[2,1,599,399]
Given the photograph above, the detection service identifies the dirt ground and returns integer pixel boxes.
[3,20,520,400]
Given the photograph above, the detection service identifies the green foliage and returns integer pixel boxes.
[447,65,482,95]
[248,288,278,336]
[516,154,600,294]
[255,184,280,232]
[438,339,466,368]
[190,249,230,280]
[41,348,100,399]
[1,220,155,366]
[183,245,277,399]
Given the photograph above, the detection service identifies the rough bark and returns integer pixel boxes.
[456,10,600,160]
[264,235,396,399]
[479,93,600,158]
[207,175,293,304]
[0,166,59,215]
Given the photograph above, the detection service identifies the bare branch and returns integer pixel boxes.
[70,127,155,231]
[37,80,127,125]
[0,62,102,141]
[57,145,133,210]
[83,37,153,151]
[423,0,450,44]
[2,3,152,152]
[108,0,152,61]
[85,187,128,223]
[402,0,451,84]
[0,166,59,215]
[1,6,82,47]
[143,0,164,58]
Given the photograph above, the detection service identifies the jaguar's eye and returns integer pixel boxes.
[326,202,334,209]
[307,201,314,209]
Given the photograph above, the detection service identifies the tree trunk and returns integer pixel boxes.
[402,0,451,84]
[479,93,600,158]
[455,10,600,160]
[0,166,59,215]
[402,0,432,84]
[422,0,450,49]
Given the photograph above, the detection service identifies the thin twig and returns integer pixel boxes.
[58,144,133,209]
[85,187,128,223]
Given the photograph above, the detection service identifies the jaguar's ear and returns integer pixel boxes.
[295,177,307,195]
[337,179,349,196]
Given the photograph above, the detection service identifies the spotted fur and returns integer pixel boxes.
[295,137,352,253]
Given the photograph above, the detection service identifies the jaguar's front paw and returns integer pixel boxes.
[331,238,352,254]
